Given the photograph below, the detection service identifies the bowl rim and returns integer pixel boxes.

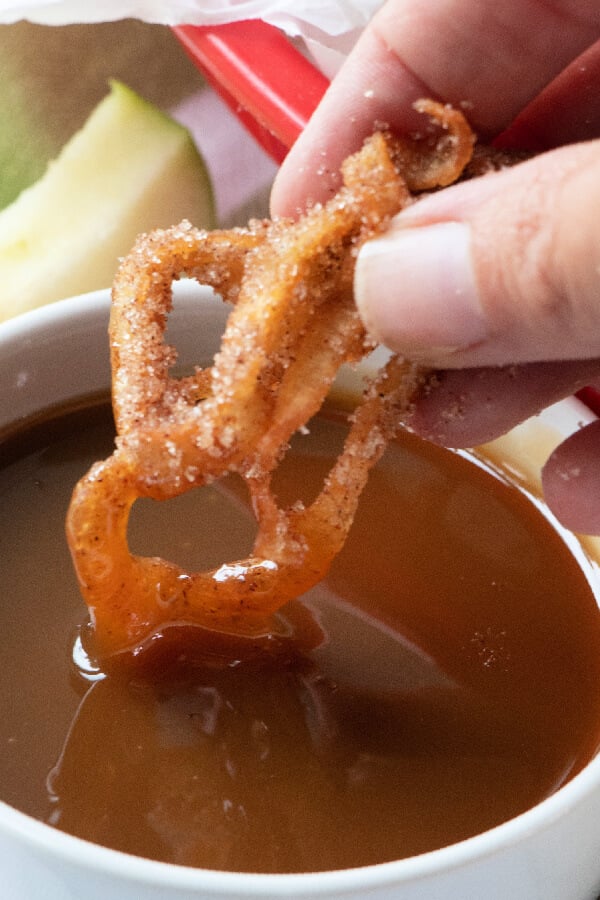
[1,287,599,894]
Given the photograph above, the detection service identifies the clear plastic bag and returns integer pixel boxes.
[0,0,382,39]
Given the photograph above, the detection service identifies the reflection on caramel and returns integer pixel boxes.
[1,402,600,873]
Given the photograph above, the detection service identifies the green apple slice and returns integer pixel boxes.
[0,21,204,210]
[0,80,216,321]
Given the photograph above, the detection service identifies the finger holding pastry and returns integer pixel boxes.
[270,0,600,216]
[352,135,600,535]
[270,0,600,537]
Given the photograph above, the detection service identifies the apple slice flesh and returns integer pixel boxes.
[0,80,215,320]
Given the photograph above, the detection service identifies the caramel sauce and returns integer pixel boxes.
[1,401,600,873]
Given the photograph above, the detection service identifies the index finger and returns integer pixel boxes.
[271,0,600,215]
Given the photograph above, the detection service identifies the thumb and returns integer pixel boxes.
[354,140,600,368]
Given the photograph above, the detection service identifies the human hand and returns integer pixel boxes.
[271,0,600,533]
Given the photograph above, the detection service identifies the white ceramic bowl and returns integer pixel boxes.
[1,283,599,900]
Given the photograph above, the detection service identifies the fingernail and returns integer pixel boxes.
[355,221,487,358]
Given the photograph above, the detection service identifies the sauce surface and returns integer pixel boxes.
[1,402,600,873]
